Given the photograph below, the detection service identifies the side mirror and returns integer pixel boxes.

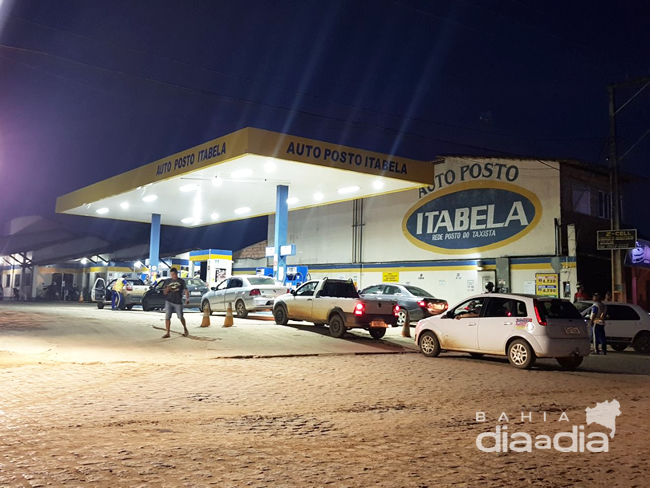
[444,311,453,319]
[290,290,297,296]
[210,287,217,291]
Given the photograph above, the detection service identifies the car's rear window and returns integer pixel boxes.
[127,279,144,285]
[247,277,278,286]
[320,281,359,298]
[537,299,582,320]
[404,286,433,298]
[185,279,206,287]
[606,305,641,321]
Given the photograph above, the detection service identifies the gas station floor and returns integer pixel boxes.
[0,302,418,365]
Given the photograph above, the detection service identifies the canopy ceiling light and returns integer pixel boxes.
[56,128,434,226]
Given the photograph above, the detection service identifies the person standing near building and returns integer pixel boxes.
[162,267,190,338]
[574,284,589,303]
[485,282,495,293]
[590,293,608,355]
[112,276,128,310]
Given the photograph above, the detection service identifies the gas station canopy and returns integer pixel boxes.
[56,128,435,226]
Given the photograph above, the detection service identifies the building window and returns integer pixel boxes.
[15,274,21,288]
[598,191,611,220]
[5,275,10,288]
[572,185,591,215]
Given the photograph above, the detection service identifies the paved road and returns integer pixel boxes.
[0,302,417,364]
[1,302,649,487]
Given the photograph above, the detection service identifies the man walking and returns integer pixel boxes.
[590,293,608,355]
[162,268,190,338]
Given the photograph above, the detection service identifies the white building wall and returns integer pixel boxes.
[268,201,354,265]
[235,157,574,306]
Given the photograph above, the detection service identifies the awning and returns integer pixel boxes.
[56,128,435,227]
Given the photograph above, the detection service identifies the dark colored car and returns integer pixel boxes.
[359,283,448,327]
[141,278,209,311]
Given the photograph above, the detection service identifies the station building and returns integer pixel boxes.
[32,127,642,307]
[236,156,629,306]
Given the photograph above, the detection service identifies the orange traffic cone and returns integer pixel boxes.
[200,306,211,327]
[223,302,234,328]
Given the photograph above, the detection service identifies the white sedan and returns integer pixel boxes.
[201,275,288,318]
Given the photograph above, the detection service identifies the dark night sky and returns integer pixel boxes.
[1,0,649,251]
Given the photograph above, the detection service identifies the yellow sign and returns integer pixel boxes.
[536,273,559,297]
[383,272,400,283]
[56,127,435,215]
[248,128,434,185]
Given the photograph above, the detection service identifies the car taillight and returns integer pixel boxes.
[354,303,365,316]
[418,300,427,308]
[249,289,261,296]
[533,300,547,326]
[393,305,400,316]
[287,289,291,294]
[126,284,133,291]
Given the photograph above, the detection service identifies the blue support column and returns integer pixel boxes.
[149,213,161,281]
[274,185,289,283]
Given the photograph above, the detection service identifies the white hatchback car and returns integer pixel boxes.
[414,293,591,369]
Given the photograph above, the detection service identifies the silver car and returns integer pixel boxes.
[201,275,288,318]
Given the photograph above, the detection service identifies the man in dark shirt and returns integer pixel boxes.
[162,267,190,338]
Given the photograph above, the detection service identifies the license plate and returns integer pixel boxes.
[191,292,201,296]
[371,320,388,328]
[564,326,581,335]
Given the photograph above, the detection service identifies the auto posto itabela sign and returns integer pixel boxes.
[402,181,543,254]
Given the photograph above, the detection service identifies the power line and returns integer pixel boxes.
[0,43,513,155]
[0,52,123,100]
[2,40,613,178]
[1,12,602,144]
[619,128,650,162]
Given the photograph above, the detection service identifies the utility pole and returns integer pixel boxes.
[608,86,623,302]
[607,76,650,302]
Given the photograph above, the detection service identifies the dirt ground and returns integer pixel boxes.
[1,303,650,487]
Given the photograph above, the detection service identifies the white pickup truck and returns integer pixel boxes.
[273,278,399,339]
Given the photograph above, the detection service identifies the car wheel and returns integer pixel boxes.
[235,300,249,318]
[556,356,583,370]
[126,305,134,311]
[202,300,213,316]
[419,331,441,357]
[273,306,288,325]
[97,302,104,309]
[610,343,628,352]
[328,315,346,338]
[369,328,386,339]
[396,309,410,327]
[469,352,484,358]
[633,332,650,354]
[141,298,151,312]
[507,339,536,369]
